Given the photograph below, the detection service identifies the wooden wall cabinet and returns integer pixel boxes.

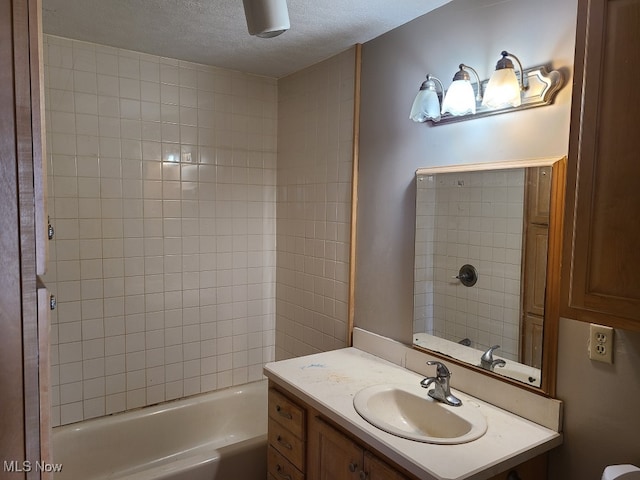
[561,0,640,331]
[268,383,548,480]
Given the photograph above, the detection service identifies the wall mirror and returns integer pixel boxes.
[413,157,565,394]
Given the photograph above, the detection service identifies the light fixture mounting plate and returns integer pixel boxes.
[429,64,563,126]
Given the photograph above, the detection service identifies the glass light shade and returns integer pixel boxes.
[409,81,441,122]
[441,80,476,116]
[482,68,522,108]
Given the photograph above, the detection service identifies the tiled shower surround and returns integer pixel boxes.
[43,36,280,426]
[275,49,356,360]
[414,169,525,361]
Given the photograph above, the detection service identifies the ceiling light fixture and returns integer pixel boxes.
[410,50,563,126]
[242,0,290,38]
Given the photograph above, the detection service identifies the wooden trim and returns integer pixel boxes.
[347,43,362,346]
[30,0,47,277]
[37,288,52,477]
[416,157,561,176]
[14,0,43,475]
[0,0,46,476]
[0,0,28,469]
[539,156,566,397]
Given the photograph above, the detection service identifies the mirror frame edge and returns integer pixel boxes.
[411,155,567,398]
[539,155,566,397]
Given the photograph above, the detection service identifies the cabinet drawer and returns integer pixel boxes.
[269,417,305,471]
[268,445,304,480]
[269,388,305,438]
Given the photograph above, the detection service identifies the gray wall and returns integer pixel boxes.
[356,0,640,478]
[355,0,576,341]
[553,319,640,478]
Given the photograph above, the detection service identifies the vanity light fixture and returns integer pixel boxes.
[409,74,445,123]
[410,51,564,126]
[441,64,482,116]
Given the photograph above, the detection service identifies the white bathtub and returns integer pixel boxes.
[52,380,267,480]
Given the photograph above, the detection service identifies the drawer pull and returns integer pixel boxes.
[507,472,521,480]
[349,462,358,473]
[276,404,293,420]
[276,464,293,480]
[359,471,369,480]
[276,435,293,450]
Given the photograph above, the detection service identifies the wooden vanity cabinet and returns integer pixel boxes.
[268,387,306,480]
[561,0,640,331]
[267,383,549,480]
[485,455,547,480]
[308,416,412,480]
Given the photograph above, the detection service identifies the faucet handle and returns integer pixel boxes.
[426,360,451,378]
[481,345,500,362]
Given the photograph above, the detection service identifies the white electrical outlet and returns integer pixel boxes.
[589,323,614,364]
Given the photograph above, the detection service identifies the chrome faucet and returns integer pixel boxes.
[420,361,462,407]
[480,345,506,371]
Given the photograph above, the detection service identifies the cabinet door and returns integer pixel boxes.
[364,452,410,480]
[486,453,547,480]
[526,166,552,226]
[562,0,640,330]
[308,416,364,480]
[523,224,548,318]
[522,314,544,369]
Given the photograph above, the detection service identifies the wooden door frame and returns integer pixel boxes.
[0,0,47,477]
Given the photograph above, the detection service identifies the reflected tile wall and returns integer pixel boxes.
[414,169,524,361]
[275,48,356,360]
[43,35,277,426]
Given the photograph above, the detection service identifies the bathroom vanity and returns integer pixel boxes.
[264,347,561,480]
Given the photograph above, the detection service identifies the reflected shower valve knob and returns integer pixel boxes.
[455,264,478,287]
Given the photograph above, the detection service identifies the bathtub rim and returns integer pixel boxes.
[52,378,267,435]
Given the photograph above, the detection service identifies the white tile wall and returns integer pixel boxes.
[275,48,356,360]
[414,169,524,361]
[43,35,277,426]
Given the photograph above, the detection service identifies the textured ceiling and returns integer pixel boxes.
[41,0,452,78]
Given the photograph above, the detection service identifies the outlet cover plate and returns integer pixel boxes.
[589,323,614,364]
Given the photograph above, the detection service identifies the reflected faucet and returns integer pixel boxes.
[420,361,462,407]
[480,345,506,371]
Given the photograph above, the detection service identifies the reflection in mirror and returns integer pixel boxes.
[413,160,557,388]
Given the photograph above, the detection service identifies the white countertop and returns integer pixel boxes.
[264,347,562,480]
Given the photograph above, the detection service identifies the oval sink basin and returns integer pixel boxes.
[353,384,487,444]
